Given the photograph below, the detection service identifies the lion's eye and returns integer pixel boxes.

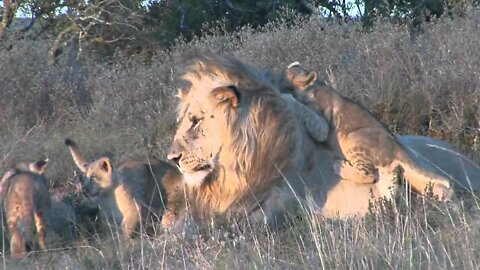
[190,116,202,129]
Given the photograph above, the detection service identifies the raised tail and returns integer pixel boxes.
[65,138,88,173]
[393,150,452,201]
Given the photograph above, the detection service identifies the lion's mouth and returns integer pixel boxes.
[182,164,213,187]
[193,164,212,171]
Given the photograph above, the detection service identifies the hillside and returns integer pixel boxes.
[1,10,480,269]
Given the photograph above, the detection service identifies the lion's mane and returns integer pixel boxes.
[177,53,308,219]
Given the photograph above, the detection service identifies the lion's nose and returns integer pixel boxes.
[167,150,182,167]
[168,153,182,167]
[167,142,185,167]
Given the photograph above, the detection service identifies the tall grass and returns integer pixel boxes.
[1,7,480,269]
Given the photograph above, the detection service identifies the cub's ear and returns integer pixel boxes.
[99,158,112,174]
[210,85,241,108]
[102,160,112,174]
[303,71,318,87]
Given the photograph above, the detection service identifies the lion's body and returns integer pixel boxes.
[285,64,452,200]
[65,139,183,237]
[165,53,480,227]
[166,53,414,228]
[398,135,480,193]
[1,160,51,259]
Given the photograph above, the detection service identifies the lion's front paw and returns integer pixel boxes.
[431,184,454,202]
[161,210,177,229]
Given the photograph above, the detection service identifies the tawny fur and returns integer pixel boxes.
[1,159,51,259]
[64,138,183,237]
[284,63,452,200]
[168,53,311,227]
[166,53,479,226]
[167,52,410,227]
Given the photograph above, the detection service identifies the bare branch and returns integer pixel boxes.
[49,0,150,64]
[0,0,21,40]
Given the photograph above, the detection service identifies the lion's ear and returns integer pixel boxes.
[304,71,317,87]
[210,85,241,108]
[176,88,188,100]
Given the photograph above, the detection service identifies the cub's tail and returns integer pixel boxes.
[65,138,88,173]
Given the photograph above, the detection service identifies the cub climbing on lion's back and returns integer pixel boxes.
[285,63,452,200]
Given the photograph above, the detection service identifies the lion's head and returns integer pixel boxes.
[167,53,305,214]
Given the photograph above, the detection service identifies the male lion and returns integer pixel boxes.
[284,63,452,201]
[166,52,408,228]
[1,159,51,259]
[64,139,183,237]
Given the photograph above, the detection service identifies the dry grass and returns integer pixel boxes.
[1,8,480,269]
[2,195,480,269]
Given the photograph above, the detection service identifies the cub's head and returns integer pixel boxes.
[0,158,49,196]
[11,159,49,175]
[65,139,116,198]
[286,62,318,91]
[167,53,298,188]
[81,158,115,198]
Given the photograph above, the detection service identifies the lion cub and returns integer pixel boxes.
[64,139,183,237]
[285,63,452,200]
[1,159,51,259]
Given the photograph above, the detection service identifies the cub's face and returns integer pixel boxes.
[167,85,239,187]
[81,158,115,199]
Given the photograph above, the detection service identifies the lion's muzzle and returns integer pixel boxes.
[167,143,183,168]
[167,141,214,186]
